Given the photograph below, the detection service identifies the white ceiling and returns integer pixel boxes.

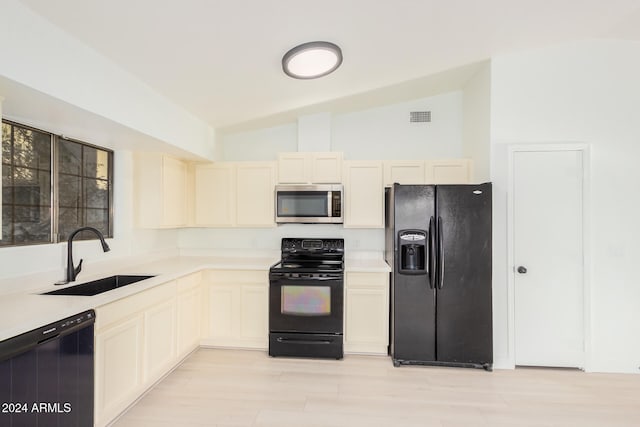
[17,0,640,131]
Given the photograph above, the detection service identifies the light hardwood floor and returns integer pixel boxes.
[113,348,640,427]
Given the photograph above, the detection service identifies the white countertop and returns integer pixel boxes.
[345,257,391,272]
[0,255,276,342]
[0,252,389,342]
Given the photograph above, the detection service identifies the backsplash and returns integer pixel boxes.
[178,225,384,252]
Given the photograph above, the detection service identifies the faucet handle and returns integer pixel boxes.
[74,258,84,277]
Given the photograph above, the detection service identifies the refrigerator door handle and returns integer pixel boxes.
[437,216,445,289]
[428,216,435,289]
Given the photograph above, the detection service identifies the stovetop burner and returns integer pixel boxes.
[270,260,344,274]
[270,238,345,274]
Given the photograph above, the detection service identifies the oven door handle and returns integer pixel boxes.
[271,276,342,281]
[276,337,335,345]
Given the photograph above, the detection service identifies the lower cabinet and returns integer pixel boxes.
[92,267,389,424]
[176,273,203,358]
[95,315,143,426]
[344,272,390,355]
[143,299,177,384]
[201,270,269,349]
[94,273,202,427]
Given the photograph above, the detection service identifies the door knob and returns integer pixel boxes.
[517,266,527,274]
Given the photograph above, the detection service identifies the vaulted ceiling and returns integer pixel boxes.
[18,0,640,131]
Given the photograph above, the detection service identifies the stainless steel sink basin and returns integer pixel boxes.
[43,275,155,296]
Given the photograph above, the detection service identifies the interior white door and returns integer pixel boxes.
[513,149,584,368]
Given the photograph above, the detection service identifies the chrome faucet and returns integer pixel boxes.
[62,227,111,284]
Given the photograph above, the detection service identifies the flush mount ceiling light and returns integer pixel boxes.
[282,41,343,79]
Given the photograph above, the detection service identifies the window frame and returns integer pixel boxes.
[1,119,114,246]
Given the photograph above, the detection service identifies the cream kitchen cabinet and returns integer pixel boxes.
[194,161,275,227]
[277,152,308,183]
[176,272,203,358]
[383,160,426,186]
[343,160,384,228]
[95,314,143,427]
[194,162,235,226]
[135,153,188,228]
[94,277,204,427]
[277,151,343,184]
[384,159,473,186]
[202,270,269,349]
[344,272,389,355]
[236,162,276,227]
[425,159,473,184]
[143,298,177,384]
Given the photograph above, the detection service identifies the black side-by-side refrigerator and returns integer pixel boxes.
[385,183,492,370]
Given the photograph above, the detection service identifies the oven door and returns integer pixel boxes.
[269,273,343,334]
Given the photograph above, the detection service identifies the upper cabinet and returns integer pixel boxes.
[194,163,235,227]
[135,153,188,228]
[194,161,275,228]
[343,161,384,228]
[425,159,473,184]
[384,159,474,186]
[383,160,425,186]
[277,152,342,184]
[236,162,276,227]
[277,152,307,184]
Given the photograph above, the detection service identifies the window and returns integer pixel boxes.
[1,120,113,246]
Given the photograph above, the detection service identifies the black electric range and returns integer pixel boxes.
[268,238,344,359]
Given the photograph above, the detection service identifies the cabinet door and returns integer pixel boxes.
[177,286,202,357]
[207,283,236,339]
[202,270,268,349]
[383,160,425,186]
[425,159,473,184]
[134,153,163,228]
[95,315,143,425]
[135,154,188,228]
[240,284,268,343]
[163,156,188,226]
[236,162,276,227]
[311,152,343,183]
[344,272,389,354]
[278,152,309,183]
[343,161,384,228]
[194,163,235,226]
[143,299,177,384]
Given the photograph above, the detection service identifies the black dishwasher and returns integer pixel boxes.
[0,310,95,427]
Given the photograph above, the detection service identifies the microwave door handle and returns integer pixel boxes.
[327,192,332,217]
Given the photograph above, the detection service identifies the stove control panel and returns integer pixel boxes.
[281,238,344,254]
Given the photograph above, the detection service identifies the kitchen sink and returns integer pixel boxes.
[43,275,156,296]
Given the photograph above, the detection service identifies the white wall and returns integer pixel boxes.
[222,123,297,161]
[180,226,383,253]
[0,150,179,283]
[0,0,215,160]
[490,39,640,373]
[221,92,465,162]
[462,62,491,182]
[332,92,463,159]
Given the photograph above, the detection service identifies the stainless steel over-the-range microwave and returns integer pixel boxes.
[275,184,343,224]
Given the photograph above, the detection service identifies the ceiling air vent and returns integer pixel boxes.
[410,111,431,123]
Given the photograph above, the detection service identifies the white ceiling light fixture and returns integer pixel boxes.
[282,41,343,79]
